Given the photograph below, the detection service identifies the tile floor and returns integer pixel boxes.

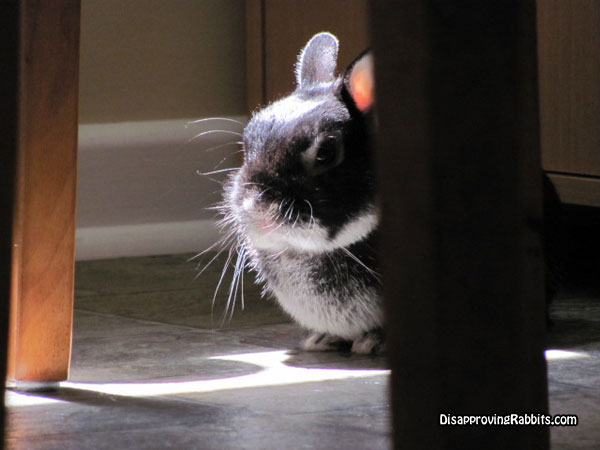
[6,254,390,450]
[4,252,600,449]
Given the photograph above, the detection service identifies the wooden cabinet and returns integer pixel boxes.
[537,0,600,206]
[247,1,600,207]
[246,0,368,108]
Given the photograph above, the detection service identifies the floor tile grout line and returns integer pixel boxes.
[75,286,207,298]
[547,379,600,392]
[73,307,224,334]
[73,307,292,334]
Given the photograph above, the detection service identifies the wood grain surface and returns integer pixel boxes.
[246,0,369,109]
[8,0,80,382]
[1,1,20,442]
[538,0,600,176]
[372,1,548,448]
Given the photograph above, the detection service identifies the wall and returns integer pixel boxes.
[77,0,246,260]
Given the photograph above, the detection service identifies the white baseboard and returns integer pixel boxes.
[75,220,221,261]
[76,116,245,260]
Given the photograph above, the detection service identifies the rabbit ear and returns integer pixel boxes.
[344,51,375,112]
[296,32,339,89]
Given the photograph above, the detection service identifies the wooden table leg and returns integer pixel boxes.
[7,0,80,384]
[372,1,549,448]
[1,1,20,440]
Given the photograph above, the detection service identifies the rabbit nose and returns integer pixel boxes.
[242,195,255,212]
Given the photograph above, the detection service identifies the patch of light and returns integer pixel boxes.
[5,391,65,407]
[545,349,589,360]
[61,350,389,398]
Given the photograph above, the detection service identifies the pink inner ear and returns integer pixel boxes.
[351,68,374,112]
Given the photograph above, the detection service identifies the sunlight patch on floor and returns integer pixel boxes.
[60,350,389,398]
[545,349,589,360]
[5,391,66,408]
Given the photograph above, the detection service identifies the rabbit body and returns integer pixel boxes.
[223,32,383,353]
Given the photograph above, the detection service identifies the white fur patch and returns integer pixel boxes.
[272,289,381,339]
[331,210,378,248]
[244,206,379,254]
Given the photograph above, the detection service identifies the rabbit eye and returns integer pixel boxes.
[313,138,343,173]
[316,142,336,165]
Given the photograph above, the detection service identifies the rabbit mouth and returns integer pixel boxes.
[232,184,379,253]
[240,196,285,231]
[241,202,379,254]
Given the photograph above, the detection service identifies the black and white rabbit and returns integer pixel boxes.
[221,32,382,354]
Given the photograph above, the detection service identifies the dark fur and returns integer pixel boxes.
[221,33,383,353]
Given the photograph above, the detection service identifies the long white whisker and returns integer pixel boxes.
[192,233,237,280]
[304,199,315,229]
[284,200,295,221]
[186,129,243,144]
[325,252,340,280]
[232,248,246,319]
[222,246,245,325]
[197,168,239,176]
[267,218,286,234]
[241,181,267,187]
[192,239,236,281]
[195,172,229,186]
[341,247,381,281]
[187,231,236,262]
[267,249,286,260]
[257,187,272,199]
[188,243,221,262]
[194,248,225,281]
[187,117,245,126]
[240,251,246,311]
[212,245,237,323]
[212,150,245,170]
[202,141,243,153]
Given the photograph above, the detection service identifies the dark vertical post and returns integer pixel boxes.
[371,1,548,448]
[0,1,19,446]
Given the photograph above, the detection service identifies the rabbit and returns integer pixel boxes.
[219,32,383,354]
